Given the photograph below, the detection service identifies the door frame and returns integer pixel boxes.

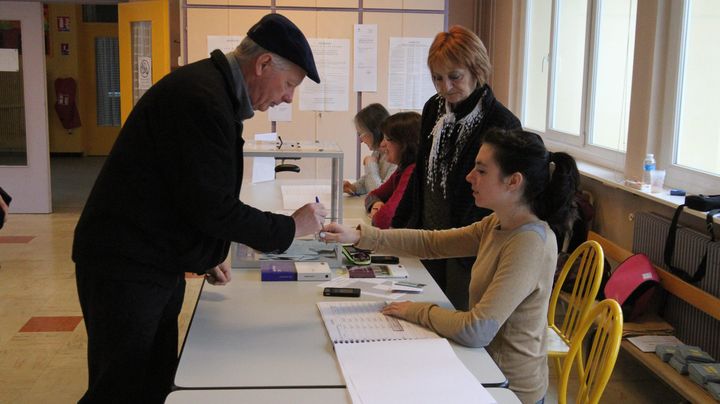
[0,2,51,213]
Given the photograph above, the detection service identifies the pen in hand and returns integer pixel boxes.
[314,196,326,240]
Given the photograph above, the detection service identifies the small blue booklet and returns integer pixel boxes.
[261,261,297,281]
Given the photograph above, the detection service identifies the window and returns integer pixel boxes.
[95,37,120,127]
[522,0,637,166]
[82,5,118,23]
[673,0,720,176]
[520,0,720,194]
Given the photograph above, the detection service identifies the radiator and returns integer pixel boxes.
[633,212,720,359]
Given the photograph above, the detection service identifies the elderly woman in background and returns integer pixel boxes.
[343,103,396,196]
[392,25,521,310]
[365,112,420,229]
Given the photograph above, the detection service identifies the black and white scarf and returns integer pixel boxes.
[426,88,487,197]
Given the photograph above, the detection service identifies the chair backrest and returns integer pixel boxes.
[558,299,623,404]
[548,240,605,344]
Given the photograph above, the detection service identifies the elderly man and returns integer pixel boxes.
[72,14,324,403]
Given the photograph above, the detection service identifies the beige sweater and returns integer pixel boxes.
[356,214,556,404]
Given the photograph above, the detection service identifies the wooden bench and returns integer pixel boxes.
[588,231,720,403]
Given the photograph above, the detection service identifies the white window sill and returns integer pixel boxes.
[577,161,719,223]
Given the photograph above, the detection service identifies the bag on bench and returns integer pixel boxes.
[663,194,720,283]
[604,253,660,321]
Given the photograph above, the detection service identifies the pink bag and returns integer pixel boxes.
[604,253,660,321]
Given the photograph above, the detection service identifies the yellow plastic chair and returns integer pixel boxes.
[558,299,623,404]
[547,240,605,373]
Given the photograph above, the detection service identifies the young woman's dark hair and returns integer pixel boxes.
[354,103,390,149]
[482,128,580,236]
[379,111,421,170]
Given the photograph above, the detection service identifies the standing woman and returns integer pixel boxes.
[392,26,521,309]
[365,112,420,229]
[322,129,580,404]
[343,103,396,196]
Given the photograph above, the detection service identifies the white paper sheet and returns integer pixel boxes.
[299,39,350,111]
[387,37,436,110]
[353,24,378,92]
[252,133,277,184]
[335,339,496,404]
[0,49,19,72]
[268,102,292,122]
[627,335,683,353]
[207,35,243,54]
[138,56,153,90]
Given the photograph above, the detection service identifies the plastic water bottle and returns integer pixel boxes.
[642,153,655,192]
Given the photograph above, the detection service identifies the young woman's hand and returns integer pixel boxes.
[320,222,360,245]
[382,301,413,319]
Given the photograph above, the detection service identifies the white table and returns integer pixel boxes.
[174,255,506,389]
[176,181,506,391]
[165,387,520,403]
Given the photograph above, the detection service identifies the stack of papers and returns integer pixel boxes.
[316,301,496,403]
[335,338,496,404]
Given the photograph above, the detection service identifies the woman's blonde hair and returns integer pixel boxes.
[427,25,491,86]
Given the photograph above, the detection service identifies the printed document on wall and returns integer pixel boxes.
[387,38,436,110]
[353,24,378,92]
[207,35,243,55]
[299,39,350,111]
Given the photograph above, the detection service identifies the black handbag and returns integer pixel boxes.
[663,194,720,283]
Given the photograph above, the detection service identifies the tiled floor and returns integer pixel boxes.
[0,157,686,403]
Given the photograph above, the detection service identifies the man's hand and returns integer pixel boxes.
[292,202,328,237]
[206,262,232,285]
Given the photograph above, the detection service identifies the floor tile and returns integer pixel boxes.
[0,236,35,244]
[19,316,83,333]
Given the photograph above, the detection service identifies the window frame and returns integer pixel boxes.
[516,0,720,196]
[521,0,635,171]
[658,0,720,195]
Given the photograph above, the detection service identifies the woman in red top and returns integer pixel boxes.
[365,112,420,229]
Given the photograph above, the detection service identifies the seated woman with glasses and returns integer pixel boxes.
[365,112,420,229]
[343,103,396,196]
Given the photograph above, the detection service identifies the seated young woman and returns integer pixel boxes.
[343,103,395,196]
[321,129,579,404]
[364,112,420,229]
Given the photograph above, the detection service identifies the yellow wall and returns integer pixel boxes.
[46,4,84,153]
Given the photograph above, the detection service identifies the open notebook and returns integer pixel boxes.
[316,301,437,343]
[317,301,496,404]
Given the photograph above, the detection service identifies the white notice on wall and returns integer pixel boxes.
[0,49,19,72]
[387,38,436,110]
[268,103,292,122]
[207,35,243,54]
[138,56,153,90]
[353,24,378,92]
[299,38,350,112]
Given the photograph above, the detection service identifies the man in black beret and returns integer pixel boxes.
[73,13,324,403]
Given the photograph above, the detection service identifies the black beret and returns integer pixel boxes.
[247,13,320,84]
